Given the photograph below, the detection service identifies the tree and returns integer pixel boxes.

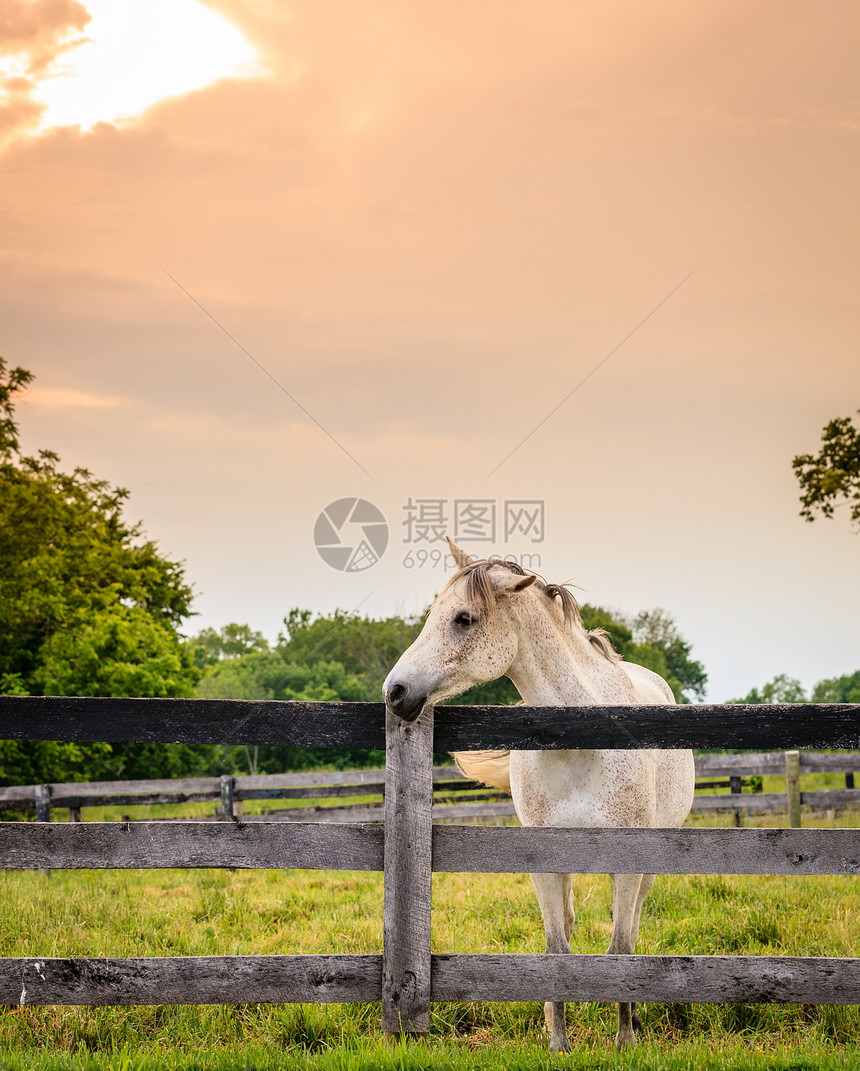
[811,670,860,704]
[579,605,706,703]
[730,673,808,704]
[190,623,270,670]
[793,411,860,528]
[0,358,200,786]
[0,357,195,693]
[631,608,708,702]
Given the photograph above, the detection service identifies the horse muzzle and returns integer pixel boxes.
[383,679,427,722]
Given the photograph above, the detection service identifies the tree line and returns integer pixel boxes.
[1,358,857,787]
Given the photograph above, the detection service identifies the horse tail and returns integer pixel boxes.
[452,750,511,795]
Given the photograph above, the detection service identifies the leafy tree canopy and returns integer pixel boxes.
[580,605,706,703]
[793,411,860,528]
[0,358,195,693]
[0,358,199,787]
[811,670,860,704]
[730,673,808,704]
[730,670,860,705]
[190,623,270,670]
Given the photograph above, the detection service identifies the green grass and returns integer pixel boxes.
[2,785,859,1068]
[1,856,859,1069]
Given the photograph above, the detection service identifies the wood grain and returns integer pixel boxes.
[431,954,860,1004]
[3,697,858,751]
[0,822,384,871]
[382,710,433,1035]
[0,697,385,749]
[431,826,860,875]
[5,955,381,1005]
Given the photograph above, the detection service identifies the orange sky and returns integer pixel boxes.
[2,0,859,699]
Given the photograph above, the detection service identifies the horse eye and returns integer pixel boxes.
[453,610,474,628]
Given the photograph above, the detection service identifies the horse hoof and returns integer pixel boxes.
[549,1037,571,1054]
[615,1031,637,1050]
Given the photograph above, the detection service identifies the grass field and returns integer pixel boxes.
[1,770,858,1069]
[2,838,859,1069]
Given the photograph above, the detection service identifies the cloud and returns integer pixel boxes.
[22,386,122,409]
[0,0,91,141]
[0,0,90,63]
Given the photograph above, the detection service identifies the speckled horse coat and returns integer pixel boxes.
[383,541,695,1052]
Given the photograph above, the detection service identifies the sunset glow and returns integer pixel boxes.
[2,1,858,701]
[30,0,261,131]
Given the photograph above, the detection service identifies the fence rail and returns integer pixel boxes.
[0,695,858,1035]
[4,751,859,825]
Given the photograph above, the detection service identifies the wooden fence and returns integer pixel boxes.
[0,696,859,1035]
[4,751,859,827]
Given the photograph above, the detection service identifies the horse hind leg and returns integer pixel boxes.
[530,872,572,1053]
[608,872,648,1050]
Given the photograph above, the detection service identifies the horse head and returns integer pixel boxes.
[383,538,537,722]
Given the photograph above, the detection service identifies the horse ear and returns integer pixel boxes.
[446,536,474,569]
[494,571,537,596]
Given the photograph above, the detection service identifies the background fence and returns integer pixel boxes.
[0,695,858,1035]
[4,750,859,826]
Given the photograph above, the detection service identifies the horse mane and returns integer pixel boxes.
[443,558,621,664]
[446,558,621,795]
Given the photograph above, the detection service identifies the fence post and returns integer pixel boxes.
[219,774,236,821]
[35,784,51,823]
[382,709,433,1038]
[35,784,52,878]
[785,750,801,827]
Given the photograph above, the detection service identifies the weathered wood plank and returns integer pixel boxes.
[431,954,860,1004]
[803,789,860,808]
[3,697,858,750]
[0,822,384,871]
[5,953,859,1007]
[801,753,860,773]
[431,827,860,875]
[382,710,433,1036]
[238,767,462,790]
[435,704,860,751]
[694,752,860,776]
[691,793,788,813]
[239,805,386,824]
[3,955,381,1005]
[694,753,786,776]
[0,697,385,749]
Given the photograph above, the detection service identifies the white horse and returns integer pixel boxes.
[383,540,695,1052]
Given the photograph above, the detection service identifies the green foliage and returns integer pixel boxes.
[793,410,860,528]
[730,673,808,704]
[0,358,194,692]
[0,358,200,786]
[278,608,422,700]
[632,608,708,701]
[580,604,706,703]
[33,605,197,698]
[0,740,113,787]
[812,669,860,704]
[190,623,269,670]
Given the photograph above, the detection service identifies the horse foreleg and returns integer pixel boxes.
[629,873,655,1036]
[608,872,646,1050]
[530,872,572,1053]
